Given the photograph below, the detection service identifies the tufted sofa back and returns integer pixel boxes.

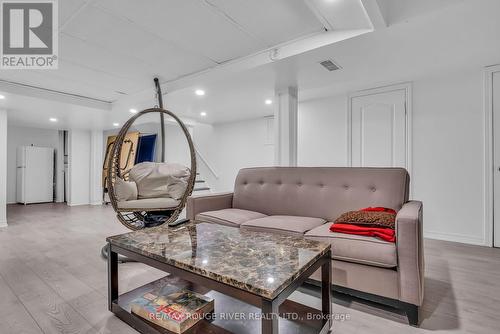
[233,167,409,221]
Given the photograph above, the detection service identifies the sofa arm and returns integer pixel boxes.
[186,192,234,221]
[396,201,424,306]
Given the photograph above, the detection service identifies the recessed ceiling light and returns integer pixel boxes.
[113,123,120,127]
[0,95,5,99]
[49,118,58,122]
[195,89,205,96]
[129,108,138,114]
[200,111,207,117]
[265,99,273,105]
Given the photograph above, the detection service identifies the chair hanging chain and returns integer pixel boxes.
[154,77,166,162]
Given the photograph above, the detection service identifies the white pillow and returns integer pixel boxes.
[129,162,190,199]
[114,177,138,201]
[166,175,188,200]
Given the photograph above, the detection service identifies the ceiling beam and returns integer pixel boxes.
[165,29,371,92]
[112,28,371,112]
[0,80,112,110]
[360,0,387,29]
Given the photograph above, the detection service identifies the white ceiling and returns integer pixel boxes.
[376,0,460,25]
[134,0,500,124]
[1,91,107,130]
[0,0,374,128]
[0,0,325,102]
[3,0,499,128]
[295,0,499,101]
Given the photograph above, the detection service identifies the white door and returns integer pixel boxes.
[350,88,408,168]
[493,71,500,247]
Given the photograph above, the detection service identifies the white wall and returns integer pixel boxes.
[165,124,191,167]
[412,70,485,245]
[298,96,348,167]
[6,125,60,204]
[210,118,275,191]
[68,130,91,206]
[298,68,487,246]
[89,130,103,205]
[0,110,7,227]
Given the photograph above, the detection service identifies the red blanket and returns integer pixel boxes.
[330,223,396,242]
[360,207,396,215]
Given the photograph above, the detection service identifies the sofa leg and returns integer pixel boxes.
[311,283,421,327]
[401,303,419,326]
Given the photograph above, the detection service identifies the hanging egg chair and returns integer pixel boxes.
[106,78,196,230]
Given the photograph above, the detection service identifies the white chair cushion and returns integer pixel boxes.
[117,197,180,210]
[114,177,137,201]
[129,162,190,199]
[166,175,188,200]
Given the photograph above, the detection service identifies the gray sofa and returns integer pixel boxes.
[186,167,424,325]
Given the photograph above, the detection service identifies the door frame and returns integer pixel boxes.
[347,82,413,195]
[55,130,65,203]
[484,64,500,247]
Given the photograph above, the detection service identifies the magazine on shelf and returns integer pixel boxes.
[130,284,214,333]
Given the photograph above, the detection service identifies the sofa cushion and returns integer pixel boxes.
[196,209,267,227]
[117,197,179,210]
[305,223,397,268]
[241,216,326,236]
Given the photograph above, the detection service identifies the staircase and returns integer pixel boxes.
[192,145,218,196]
[193,172,212,195]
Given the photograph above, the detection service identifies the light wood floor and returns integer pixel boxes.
[1,203,499,334]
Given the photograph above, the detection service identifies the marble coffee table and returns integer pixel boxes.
[106,221,332,334]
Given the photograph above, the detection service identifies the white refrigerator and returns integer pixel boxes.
[17,146,54,204]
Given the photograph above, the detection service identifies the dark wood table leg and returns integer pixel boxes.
[262,298,278,334]
[107,243,118,311]
[322,251,332,332]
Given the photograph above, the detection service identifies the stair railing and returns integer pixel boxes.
[193,144,219,180]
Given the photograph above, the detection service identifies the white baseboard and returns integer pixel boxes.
[67,202,90,207]
[90,201,103,206]
[424,230,486,246]
[0,220,7,228]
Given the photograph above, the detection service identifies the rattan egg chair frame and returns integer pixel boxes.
[107,107,197,230]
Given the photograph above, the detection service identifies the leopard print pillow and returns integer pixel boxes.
[334,211,396,229]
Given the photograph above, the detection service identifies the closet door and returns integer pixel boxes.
[350,88,408,168]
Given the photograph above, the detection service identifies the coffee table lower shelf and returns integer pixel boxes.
[111,277,330,334]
